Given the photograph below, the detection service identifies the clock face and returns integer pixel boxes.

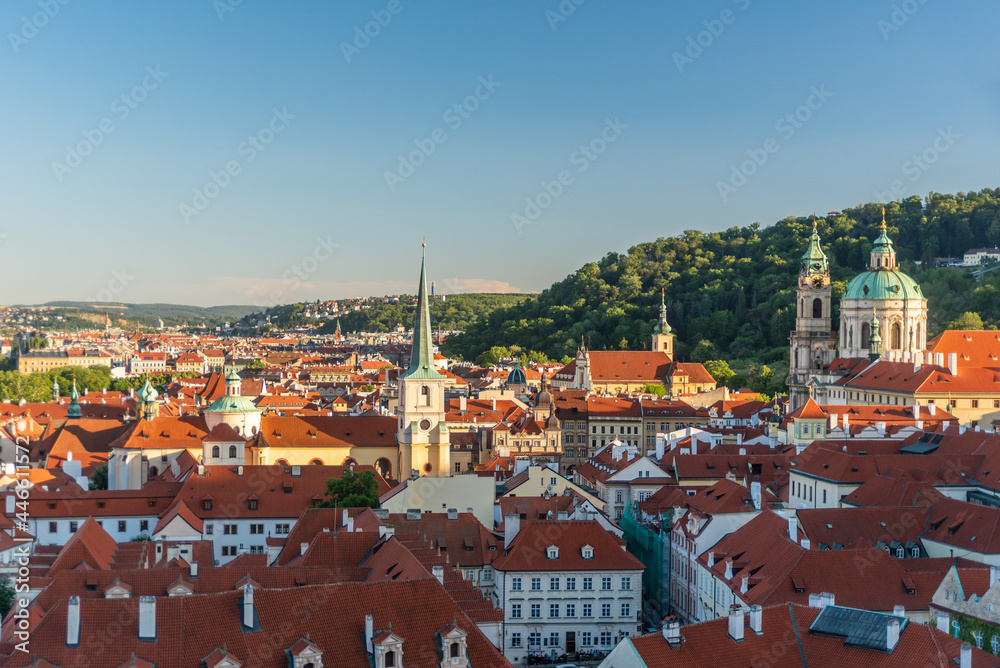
[812,276,824,288]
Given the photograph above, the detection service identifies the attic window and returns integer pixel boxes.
[97,501,106,509]
[148,500,156,507]
[581,545,594,559]
[203,500,212,511]
[546,545,559,559]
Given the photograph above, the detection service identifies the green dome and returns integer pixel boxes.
[204,394,261,414]
[137,377,158,403]
[507,361,527,385]
[842,269,922,301]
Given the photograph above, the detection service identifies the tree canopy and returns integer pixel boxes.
[313,469,381,509]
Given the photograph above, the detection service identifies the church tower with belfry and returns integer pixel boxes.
[788,219,837,411]
[651,289,674,355]
[396,244,450,478]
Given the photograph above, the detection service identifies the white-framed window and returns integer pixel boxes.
[548,632,560,648]
[528,633,541,649]
[550,577,560,590]
[511,577,522,591]
[510,633,522,648]
[582,546,594,559]
[601,603,611,618]
[602,576,612,591]
[483,569,493,581]
[566,577,576,590]
[566,603,576,618]
[616,490,624,503]
[550,603,559,618]
[622,576,632,590]
[583,577,593,590]
[581,632,592,647]
[582,603,592,617]
[530,577,541,591]
[511,603,521,619]
[530,603,541,618]
[547,546,559,560]
[600,631,612,647]
[621,602,631,617]
[205,524,214,535]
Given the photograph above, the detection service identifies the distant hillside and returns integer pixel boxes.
[35,302,256,329]
[441,189,1000,379]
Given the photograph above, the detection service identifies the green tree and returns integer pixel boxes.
[360,384,375,392]
[641,383,666,397]
[314,470,380,509]
[704,360,736,384]
[0,578,13,616]
[947,312,984,330]
[245,359,266,369]
[89,464,108,491]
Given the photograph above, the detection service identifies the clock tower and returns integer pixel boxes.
[787,220,837,411]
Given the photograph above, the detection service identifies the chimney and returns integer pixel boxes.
[843,413,850,429]
[948,352,958,376]
[691,440,697,456]
[929,402,937,416]
[750,481,761,511]
[432,564,445,585]
[991,566,999,587]
[913,352,923,372]
[801,538,811,550]
[662,617,681,645]
[808,593,821,608]
[447,508,458,521]
[504,513,521,549]
[724,560,733,580]
[913,403,920,421]
[190,561,199,578]
[300,542,309,555]
[788,515,798,543]
[749,605,763,634]
[385,525,395,538]
[138,596,156,641]
[4,495,13,515]
[66,596,81,646]
[707,552,715,568]
[365,614,374,653]
[557,511,568,520]
[893,605,904,616]
[886,618,900,651]
[961,641,972,668]
[740,576,748,594]
[406,508,421,521]
[728,605,745,642]
[242,584,254,629]
[829,414,837,430]
[459,396,467,411]
[936,352,945,367]
[821,592,835,607]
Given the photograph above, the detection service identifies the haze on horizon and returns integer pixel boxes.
[2,0,996,308]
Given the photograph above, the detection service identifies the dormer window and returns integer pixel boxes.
[203,500,213,511]
[546,545,558,559]
[581,544,594,559]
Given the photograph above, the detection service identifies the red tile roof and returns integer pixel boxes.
[492,520,640,572]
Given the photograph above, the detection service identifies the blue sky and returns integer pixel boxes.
[1,0,997,307]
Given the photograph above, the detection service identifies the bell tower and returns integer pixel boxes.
[788,219,837,410]
[651,289,674,356]
[396,244,450,478]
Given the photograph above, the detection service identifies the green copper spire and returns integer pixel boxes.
[52,376,60,402]
[67,376,81,419]
[653,288,672,334]
[871,207,895,257]
[335,317,342,334]
[400,244,444,380]
[800,217,829,274]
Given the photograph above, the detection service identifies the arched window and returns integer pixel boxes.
[375,458,391,479]
[309,458,324,465]
[211,445,220,458]
[848,326,853,349]
[420,385,430,406]
[385,651,396,668]
[228,445,237,458]
[451,642,460,658]
[799,299,804,317]
[861,322,871,349]
[916,322,922,346]
[148,466,158,477]
[891,323,901,350]
[342,457,357,468]
[895,546,904,558]
[275,459,288,466]
[812,298,822,319]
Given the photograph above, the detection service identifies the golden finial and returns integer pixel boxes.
[880,207,887,230]
[812,214,817,228]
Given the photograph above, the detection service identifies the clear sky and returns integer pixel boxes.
[2,0,997,307]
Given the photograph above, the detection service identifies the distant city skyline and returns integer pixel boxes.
[2,0,997,306]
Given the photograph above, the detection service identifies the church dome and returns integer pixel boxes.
[204,394,261,415]
[136,377,158,403]
[842,269,922,301]
[507,362,526,385]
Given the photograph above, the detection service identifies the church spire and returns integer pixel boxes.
[400,244,444,380]
[869,308,882,361]
[52,375,60,402]
[653,288,672,334]
[67,375,81,419]
[800,216,828,274]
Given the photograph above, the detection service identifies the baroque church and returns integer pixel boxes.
[787,211,928,410]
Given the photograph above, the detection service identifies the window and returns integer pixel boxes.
[530,577,541,591]
[49,521,57,533]
[994,400,1000,409]
[139,519,148,532]
[911,546,919,557]
[972,400,979,409]
[510,633,522,648]
[621,602,631,617]
[483,569,493,581]
[221,546,237,556]
[205,524,214,535]
[212,445,220,458]
[228,445,237,458]
[203,500,213,511]
[566,577,576,591]
[566,603,576,618]
[547,547,559,560]
[275,523,290,535]
[583,577,593,591]
[615,490,624,503]
[454,462,461,473]
[582,546,594,559]
[249,545,264,554]
[601,603,611,617]
[223,524,238,535]
[549,632,560,648]
[550,603,559,618]
[115,520,126,533]
[622,576,631,590]
[581,632,592,647]
[550,577,560,590]
[385,650,396,667]
[450,643,460,658]
[582,603,593,617]
[528,633,541,649]
[600,631,612,647]
[511,603,521,619]
[602,576,612,591]
[250,524,264,534]
[530,603,540,619]
[69,521,78,532]
[511,577,522,591]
